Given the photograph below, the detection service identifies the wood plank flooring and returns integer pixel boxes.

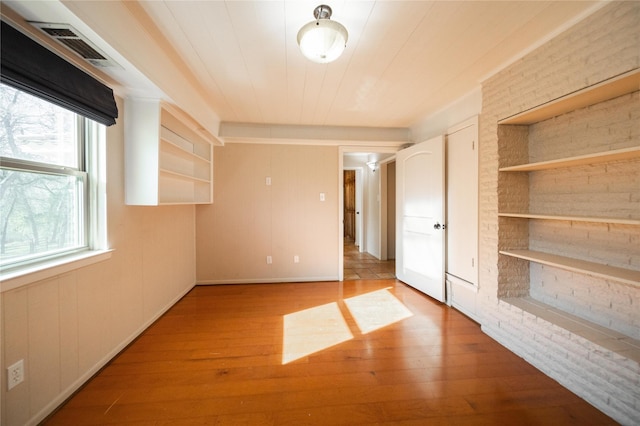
[44,280,615,425]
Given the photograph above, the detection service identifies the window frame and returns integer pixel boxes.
[0,86,108,277]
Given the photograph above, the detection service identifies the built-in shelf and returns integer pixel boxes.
[498,213,640,226]
[497,67,640,319]
[160,127,211,163]
[499,249,640,287]
[499,146,640,172]
[499,68,640,125]
[125,98,217,205]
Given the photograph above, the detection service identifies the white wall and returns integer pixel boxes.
[1,96,197,426]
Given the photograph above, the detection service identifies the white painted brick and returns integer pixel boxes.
[479,3,640,423]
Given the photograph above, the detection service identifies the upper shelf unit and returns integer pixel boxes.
[125,98,218,205]
[499,68,640,125]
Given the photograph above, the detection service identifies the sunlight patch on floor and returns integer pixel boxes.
[344,288,413,334]
[282,302,353,364]
[282,288,414,364]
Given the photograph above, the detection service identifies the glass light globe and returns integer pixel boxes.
[297,19,348,64]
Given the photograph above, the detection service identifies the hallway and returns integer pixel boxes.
[344,239,395,280]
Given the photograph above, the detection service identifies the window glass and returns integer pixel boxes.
[0,83,88,269]
[0,84,79,168]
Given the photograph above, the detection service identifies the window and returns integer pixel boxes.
[0,82,102,270]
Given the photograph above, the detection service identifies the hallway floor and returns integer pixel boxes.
[344,239,395,280]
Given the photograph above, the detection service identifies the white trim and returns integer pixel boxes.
[196,276,339,285]
[0,249,114,292]
[223,137,408,147]
[446,115,478,136]
[219,123,410,146]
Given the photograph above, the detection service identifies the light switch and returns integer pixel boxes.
[266,177,271,186]
[320,192,325,201]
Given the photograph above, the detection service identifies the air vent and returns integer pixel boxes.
[29,22,119,68]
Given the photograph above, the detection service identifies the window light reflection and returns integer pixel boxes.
[344,288,413,334]
[282,302,353,364]
[282,288,413,364]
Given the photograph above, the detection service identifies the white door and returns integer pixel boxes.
[396,136,445,302]
[446,122,478,285]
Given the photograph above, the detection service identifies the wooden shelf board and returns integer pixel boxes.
[498,213,640,226]
[499,146,640,172]
[499,249,640,286]
[161,128,211,164]
[499,69,640,125]
[159,168,210,183]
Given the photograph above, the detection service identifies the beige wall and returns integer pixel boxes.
[1,96,197,426]
[196,143,339,283]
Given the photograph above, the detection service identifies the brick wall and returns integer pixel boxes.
[478,2,640,423]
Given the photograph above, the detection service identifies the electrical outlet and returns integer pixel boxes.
[7,359,24,391]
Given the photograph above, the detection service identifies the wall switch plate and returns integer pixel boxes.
[265,177,271,186]
[7,359,24,391]
[320,192,325,201]
[294,255,299,263]
[266,256,272,264]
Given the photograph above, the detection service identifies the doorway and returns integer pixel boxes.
[339,149,398,281]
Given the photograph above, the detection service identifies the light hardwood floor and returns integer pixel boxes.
[44,280,615,425]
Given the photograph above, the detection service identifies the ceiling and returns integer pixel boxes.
[3,0,603,141]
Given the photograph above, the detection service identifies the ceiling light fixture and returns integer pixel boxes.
[297,4,348,64]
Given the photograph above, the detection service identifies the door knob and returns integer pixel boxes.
[434,223,441,229]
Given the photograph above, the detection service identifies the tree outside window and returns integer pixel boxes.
[0,83,88,268]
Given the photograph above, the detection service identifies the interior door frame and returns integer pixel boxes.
[338,146,399,281]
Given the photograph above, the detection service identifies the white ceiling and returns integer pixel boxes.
[3,1,603,137]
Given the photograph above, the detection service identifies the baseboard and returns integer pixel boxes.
[197,276,339,285]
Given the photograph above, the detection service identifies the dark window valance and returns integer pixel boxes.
[1,21,118,126]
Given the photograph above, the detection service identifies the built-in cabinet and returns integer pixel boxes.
[125,98,216,205]
[446,117,479,321]
[498,69,640,291]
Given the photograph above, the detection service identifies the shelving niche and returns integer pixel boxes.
[498,68,640,291]
[125,98,217,205]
